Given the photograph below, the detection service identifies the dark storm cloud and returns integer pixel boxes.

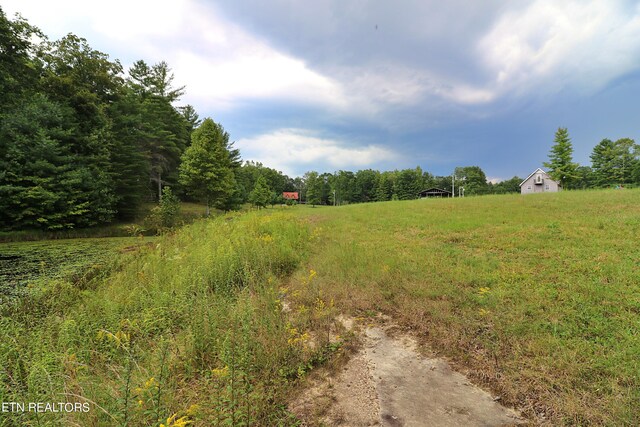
[213,1,503,81]
[6,0,640,178]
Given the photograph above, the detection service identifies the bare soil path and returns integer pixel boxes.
[292,319,524,426]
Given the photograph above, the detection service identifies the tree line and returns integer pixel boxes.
[0,9,268,230]
[0,7,523,229]
[1,8,198,230]
[3,8,636,230]
[2,8,512,227]
[299,167,521,206]
[544,127,640,190]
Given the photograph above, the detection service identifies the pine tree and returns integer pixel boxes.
[544,127,578,189]
[127,60,189,201]
[179,118,237,215]
[107,88,150,219]
[590,139,616,187]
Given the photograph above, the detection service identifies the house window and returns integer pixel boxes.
[527,186,531,190]
[545,185,549,190]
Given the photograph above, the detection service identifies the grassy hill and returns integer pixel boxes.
[291,189,640,424]
[1,189,638,425]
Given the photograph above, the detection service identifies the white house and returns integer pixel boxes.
[520,168,560,194]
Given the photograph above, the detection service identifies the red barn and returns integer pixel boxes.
[282,192,299,200]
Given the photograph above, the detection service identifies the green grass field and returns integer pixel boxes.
[290,189,640,425]
[1,190,638,425]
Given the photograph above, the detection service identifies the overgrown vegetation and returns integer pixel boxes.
[3,189,639,425]
[0,237,147,299]
[0,211,344,426]
[291,189,640,425]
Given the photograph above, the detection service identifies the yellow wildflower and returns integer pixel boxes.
[161,413,189,427]
[144,377,156,389]
[211,366,229,378]
[259,234,274,243]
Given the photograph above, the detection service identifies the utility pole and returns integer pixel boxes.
[299,181,303,204]
[452,174,455,198]
[333,190,336,206]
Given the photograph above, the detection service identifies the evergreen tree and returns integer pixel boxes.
[128,60,185,102]
[573,166,594,190]
[178,104,201,143]
[142,95,188,200]
[591,138,639,186]
[544,127,578,188]
[127,60,189,200]
[249,175,272,208]
[611,138,638,185]
[0,94,115,229]
[107,88,150,219]
[179,118,237,215]
[591,138,616,187]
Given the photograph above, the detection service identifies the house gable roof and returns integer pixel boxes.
[418,187,452,196]
[282,192,299,199]
[519,168,549,187]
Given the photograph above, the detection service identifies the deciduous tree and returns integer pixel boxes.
[249,175,272,208]
[304,171,322,207]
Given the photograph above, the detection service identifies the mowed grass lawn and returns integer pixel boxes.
[291,189,640,425]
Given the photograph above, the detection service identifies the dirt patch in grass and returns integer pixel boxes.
[291,316,524,426]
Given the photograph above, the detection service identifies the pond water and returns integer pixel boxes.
[0,237,152,297]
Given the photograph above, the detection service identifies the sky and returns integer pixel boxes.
[3,0,640,180]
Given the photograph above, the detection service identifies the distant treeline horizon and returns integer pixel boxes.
[1,8,638,231]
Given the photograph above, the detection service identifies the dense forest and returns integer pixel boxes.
[1,8,638,231]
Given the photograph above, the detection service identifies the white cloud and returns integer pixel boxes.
[436,83,496,105]
[6,0,640,132]
[2,0,347,111]
[236,128,400,176]
[479,1,640,97]
[2,1,189,44]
